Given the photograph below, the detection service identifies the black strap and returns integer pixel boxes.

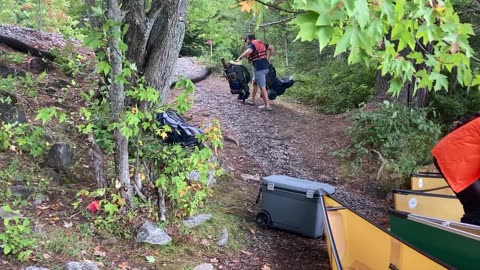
[255,186,262,204]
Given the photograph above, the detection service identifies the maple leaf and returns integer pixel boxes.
[86,200,100,213]
[239,0,255,12]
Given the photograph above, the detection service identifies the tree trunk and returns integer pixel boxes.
[107,0,133,205]
[122,0,189,102]
[87,133,107,188]
[284,30,289,75]
[375,42,433,107]
[144,0,190,102]
[374,70,392,102]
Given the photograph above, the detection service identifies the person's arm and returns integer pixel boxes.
[266,45,275,60]
[236,48,253,62]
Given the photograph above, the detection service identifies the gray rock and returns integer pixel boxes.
[0,63,26,78]
[240,173,260,182]
[193,263,214,270]
[217,227,228,247]
[220,161,234,174]
[0,206,23,220]
[136,221,172,245]
[0,101,26,124]
[25,267,50,270]
[183,214,212,228]
[9,185,33,199]
[45,142,73,173]
[207,170,216,188]
[42,167,64,185]
[29,58,51,74]
[32,193,50,205]
[189,170,216,188]
[188,170,200,181]
[64,262,98,270]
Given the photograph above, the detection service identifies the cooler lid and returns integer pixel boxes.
[261,175,335,196]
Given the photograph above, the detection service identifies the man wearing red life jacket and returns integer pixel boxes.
[431,112,480,225]
[236,34,275,111]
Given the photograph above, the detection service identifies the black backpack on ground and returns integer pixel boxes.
[265,64,295,100]
[156,110,203,147]
[224,62,251,102]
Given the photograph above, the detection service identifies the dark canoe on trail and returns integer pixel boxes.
[321,196,451,270]
[392,188,463,222]
[410,172,454,195]
[389,209,480,270]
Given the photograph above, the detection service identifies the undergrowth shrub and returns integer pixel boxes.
[0,206,36,261]
[335,101,442,190]
[285,59,375,114]
[430,87,480,130]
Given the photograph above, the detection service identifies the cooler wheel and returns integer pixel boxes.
[256,211,271,229]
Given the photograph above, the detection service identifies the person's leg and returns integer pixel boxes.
[260,86,270,108]
[251,81,258,103]
[434,158,480,225]
[456,180,480,225]
[254,69,270,109]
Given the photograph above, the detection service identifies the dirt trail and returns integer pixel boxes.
[179,69,389,269]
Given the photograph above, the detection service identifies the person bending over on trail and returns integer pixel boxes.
[431,112,480,226]
[236,34,275,111]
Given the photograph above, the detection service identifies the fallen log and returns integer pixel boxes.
[170,67,212,88]
[0,34,55,61]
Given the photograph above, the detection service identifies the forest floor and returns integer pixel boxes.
[176,59,390,270]
[0,24,392,270]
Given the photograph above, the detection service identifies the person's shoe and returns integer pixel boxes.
[258,105,272,111]
[246,100,255,105]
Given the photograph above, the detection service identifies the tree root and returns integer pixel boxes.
[371,149,387,182]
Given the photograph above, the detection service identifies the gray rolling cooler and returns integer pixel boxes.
[255,175,335,238]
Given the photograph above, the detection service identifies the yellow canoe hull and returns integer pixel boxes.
[393,189,463,222]
[322,196,450,270]
[411,173,454,195]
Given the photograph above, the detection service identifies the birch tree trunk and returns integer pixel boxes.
[107,0,133,205]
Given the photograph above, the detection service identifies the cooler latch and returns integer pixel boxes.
[306,189,314,198]
[267,182,275,191]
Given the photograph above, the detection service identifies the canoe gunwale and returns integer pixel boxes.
[393,188,456,199]
[320,195,343,270]
[411,172,444,178]
[323,195,452,269]
[389,208,480,241]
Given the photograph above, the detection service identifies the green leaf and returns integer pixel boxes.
[146,256,156,263]
[97,61,111,76]
[471,75,480,86]
[317,26,334,52]
[354,0,369,29]
[290,12,321,42]
[334,26,354,56]
[380,0,395,23]
[3,245,11,255]
[429,72,448,91]
[92,6,104,16]
[406,52,425,64]
[388,77,403,95]
[344,0,355,15]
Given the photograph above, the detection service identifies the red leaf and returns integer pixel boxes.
[86,200,100,213]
